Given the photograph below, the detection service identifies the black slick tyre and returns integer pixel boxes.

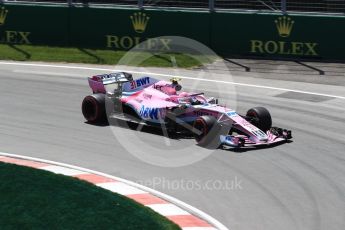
[82,94,106,123]
[246,107,272,132]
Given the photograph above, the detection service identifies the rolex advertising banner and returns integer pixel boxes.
[211,12,345,60]
[0,4,69,46]
[0,3,345,61]
[69,7,210,51]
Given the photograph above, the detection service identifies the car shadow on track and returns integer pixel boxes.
[84,121,109,127]
[86,120,293,151]
[85,119,194,141]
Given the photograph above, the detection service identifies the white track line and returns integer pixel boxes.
[1,61,344,100]
[147,203,190,216]
[40,165,85,176]
[97,182,148,195]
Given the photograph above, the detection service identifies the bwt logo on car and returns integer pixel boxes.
[139,106,165,120]
[130,77,150,89]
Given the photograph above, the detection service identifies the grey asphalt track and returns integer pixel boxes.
[0,60,344,230]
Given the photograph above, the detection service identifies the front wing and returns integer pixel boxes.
[220,127,292,148]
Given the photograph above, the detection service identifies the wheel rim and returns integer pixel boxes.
[247,111,257,118]
[193,119,208,142]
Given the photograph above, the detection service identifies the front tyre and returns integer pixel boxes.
[193,116,223,149]
[82,94,106,123]
[246,107,272,132]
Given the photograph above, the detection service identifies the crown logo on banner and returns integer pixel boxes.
[275,16,295,37]
[0,7,9,26]
[130,12,150,33]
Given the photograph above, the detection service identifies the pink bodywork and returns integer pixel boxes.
[89,75,286,147]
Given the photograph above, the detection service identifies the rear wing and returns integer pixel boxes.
[88,72,133,93]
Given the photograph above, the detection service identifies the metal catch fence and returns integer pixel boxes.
[1,0,345,14]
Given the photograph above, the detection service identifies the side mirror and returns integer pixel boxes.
[207,97,218,104]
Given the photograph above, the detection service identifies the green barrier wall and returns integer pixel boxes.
[0,3,344,61]
[0,4,69,46]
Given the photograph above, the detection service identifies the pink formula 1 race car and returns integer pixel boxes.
[82,72,292,149]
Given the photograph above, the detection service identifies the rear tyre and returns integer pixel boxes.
[246,107,272,132]
[82,94,106,123]
[193,116,223,149]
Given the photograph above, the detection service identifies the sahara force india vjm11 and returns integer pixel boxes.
[81,72,292,149]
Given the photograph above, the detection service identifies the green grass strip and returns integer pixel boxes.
[0,44,215,68]
[0,162,180,230]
